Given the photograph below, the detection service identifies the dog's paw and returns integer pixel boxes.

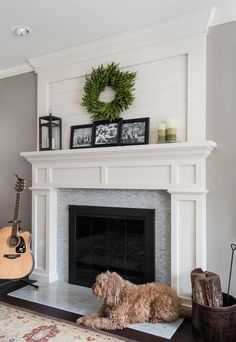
[149,317,165,323]
[77,316,93,327]
[76,316,86,325]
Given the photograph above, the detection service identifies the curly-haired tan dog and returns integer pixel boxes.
[77,271,190,330]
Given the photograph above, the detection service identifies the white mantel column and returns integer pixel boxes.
[31,188,58,283]
[170,190,207,304]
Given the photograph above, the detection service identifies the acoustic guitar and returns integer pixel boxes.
[0,176,34,279]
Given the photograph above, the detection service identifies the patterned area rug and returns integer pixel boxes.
[0,303,132,342]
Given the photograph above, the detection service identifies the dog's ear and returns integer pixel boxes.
[104,272,124,306]
[111,272,122,281]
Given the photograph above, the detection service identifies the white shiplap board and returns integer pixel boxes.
[49,55,187,149]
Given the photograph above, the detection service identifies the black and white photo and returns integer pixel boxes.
[121,118,149,145]
[93,120,122,147]
[70,124,93,149]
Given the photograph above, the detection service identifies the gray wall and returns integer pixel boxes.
[207,22,236,297]
[0,72,37,231]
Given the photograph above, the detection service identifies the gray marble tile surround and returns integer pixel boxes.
[57,189,171,285]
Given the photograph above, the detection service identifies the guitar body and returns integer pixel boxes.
[0,226,34,279]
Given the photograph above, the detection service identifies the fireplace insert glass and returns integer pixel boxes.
[69,205,155,287]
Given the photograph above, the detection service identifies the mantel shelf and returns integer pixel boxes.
[21,141,216,163]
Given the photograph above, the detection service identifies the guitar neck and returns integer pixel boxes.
[12,192,21,236]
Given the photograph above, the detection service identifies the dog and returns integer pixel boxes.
[76,271,191,330]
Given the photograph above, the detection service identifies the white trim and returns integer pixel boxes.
[28,8,213,73]
[0,63,33,79]
[29,271,58,283]
[168,188,208,195]
[0,5,236,79]
[21,141,216,163]
[31,188,58,284]
[210,3,236,27]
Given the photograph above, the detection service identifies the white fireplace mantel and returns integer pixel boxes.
[21,141,216,303]
[21,141,215,190]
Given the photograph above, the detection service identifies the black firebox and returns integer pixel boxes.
[69,205,155,287]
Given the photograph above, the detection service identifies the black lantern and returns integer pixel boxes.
[39,113,62,151]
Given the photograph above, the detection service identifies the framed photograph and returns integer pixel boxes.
[70,124,93,149]
[93,119,122,147]
[121,117,150,145]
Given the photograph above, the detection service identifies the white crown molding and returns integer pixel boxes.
[28,8,213,73]
[210,3,236,27]
[0,63,33,80]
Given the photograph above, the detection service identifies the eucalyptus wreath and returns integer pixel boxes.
[81,62,136,122]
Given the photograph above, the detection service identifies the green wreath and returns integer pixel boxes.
[81,62,136,122]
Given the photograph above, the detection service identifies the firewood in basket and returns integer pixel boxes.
[191,268,208,305]
[203,271,223,307]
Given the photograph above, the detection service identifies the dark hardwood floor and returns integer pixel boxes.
[0,294,206,342]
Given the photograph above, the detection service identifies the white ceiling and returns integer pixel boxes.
[0,0,235,72]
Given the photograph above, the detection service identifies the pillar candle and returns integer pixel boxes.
[166,118,177,143]
[158,123,166,143]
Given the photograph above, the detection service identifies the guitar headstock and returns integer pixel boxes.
[15,176,26,193]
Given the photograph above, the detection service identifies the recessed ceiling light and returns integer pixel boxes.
[11,25,32,37]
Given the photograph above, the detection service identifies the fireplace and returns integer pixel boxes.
[69,205,155,287]
[21,142,216,303]
[20,12,217,304]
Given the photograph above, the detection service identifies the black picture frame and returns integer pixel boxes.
[92,119,122,147]
[70,124,93,149]
[121,117,150,145]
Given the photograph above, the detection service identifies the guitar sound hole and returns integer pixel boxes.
[9,235,20,247]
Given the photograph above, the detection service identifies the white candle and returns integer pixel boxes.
[158,122,166,143]
[51,138,55,149]
[166,118,177,142]
[46,138,55,149]
[166,118,176,129]
[158,123,166,130]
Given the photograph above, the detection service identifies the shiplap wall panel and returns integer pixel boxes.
[49,54,187,149]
